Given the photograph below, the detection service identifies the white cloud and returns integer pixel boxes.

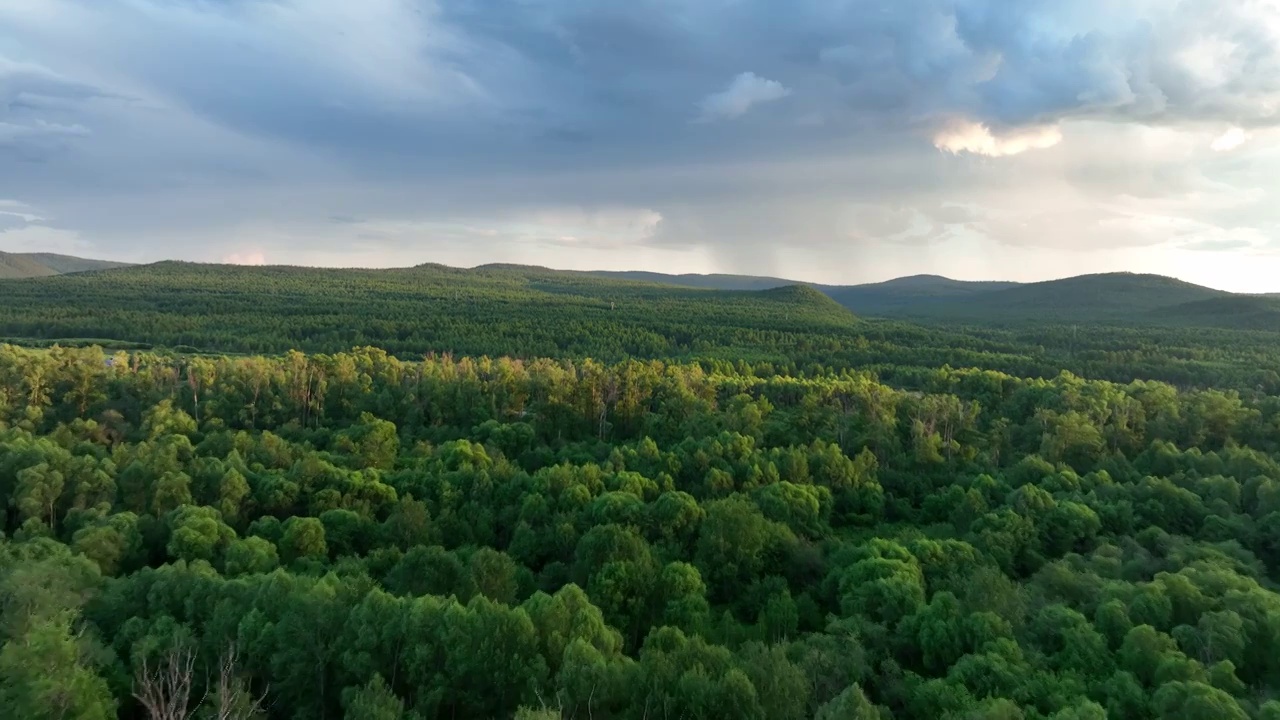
[0,200,42,223]
[0,119,90,143]
[0,223,94,254]
[698,72,790,121]
[933,119,1064,157]
[1178,36,1242,88]
[1211,127,1252,152]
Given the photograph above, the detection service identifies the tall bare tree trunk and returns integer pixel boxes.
[133,645,199,720]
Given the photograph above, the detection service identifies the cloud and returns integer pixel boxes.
[0,57,107,161]
[1211,127,1252,152]
[0,223,93,254]
[0,214,30,233]
[934,119,1064,157]
[0,1,1278,288]
[698,72,791,121]
[1180,237,1256,252]
[0,200,43,225]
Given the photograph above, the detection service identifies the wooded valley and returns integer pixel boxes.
[2,262,1280,719]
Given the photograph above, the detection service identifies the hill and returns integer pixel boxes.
[585,269,796,291]
[20,252,131,274]
[0,252,60,279]
[884,272,1237,325]
[0,251,129,278]
[595,267,1278,331]
[0,261,857,359]
[825,275,1022,313]
[1152,295,1280,331]
[4,260,1280,390]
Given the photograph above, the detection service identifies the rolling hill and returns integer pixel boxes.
[584,269,798,291]
[574,268,1278,331]
[0,256,1275,354]
[4,259,1280,391]
[1151,296,1280,331]
[579,269,1263,329]
[584,269,1027,311]
[0,251,129,278]
[0,252,59,279]
[824,275,1022,313]
[0,261,857,358]
[885,273,1234,325]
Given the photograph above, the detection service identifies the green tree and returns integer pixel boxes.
[0,614,116,720]
[224,536,280,576]
[1152,681,1247,720]
[280,516,327,564]
[342,674,404,720]
[815,683,879,720]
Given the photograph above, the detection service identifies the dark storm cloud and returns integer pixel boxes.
[0,0,1276,285]
[10,0,1275,165]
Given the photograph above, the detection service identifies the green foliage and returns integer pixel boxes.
[0,614,117,719]
[0,322,1277,719]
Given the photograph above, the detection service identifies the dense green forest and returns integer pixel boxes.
[4,262,1280,718]
[2,262,1280,393]
[4,338,1280,719]
[593,268,1274,329]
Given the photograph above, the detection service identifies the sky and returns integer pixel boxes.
[1,0,1279,291]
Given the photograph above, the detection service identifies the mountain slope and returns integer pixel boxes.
[584,269,1029,313]
[0,252,60,279]
[585,270,797,291]
[826,275,1022,313]
[0,261,858,358]
[0,251,129,278]
[1151,296,1280,331]
[891,273,1233,325]
[22,252,131,274]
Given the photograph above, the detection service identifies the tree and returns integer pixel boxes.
[739,642,809,720]
[279,517,327,564]
[1152,681,1247,720]
[72,512,143,576]
[216,469,252,525]
[152,472,195,516]
[224,537,279,576]
[1048,700,1107,720]
[962,698,1025,719]
[383,494,432,550]
[815,683,879,720]
[205,644,269,720]
[467,547,519,605]
[833,539,926,625]
[132,643,199,720]
[0,613,116,720]
[166,505,236,563]
[143,400,197,440]
[337,413,399,471]
[696,496,791,601]
[13,463,65,532]
[341,674,403,720]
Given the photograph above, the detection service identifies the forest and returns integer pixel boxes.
[3,262,1280,393]
[2,263,1280,719]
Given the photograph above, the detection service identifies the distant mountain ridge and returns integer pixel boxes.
[586,269,799,292]
[0,251,130,279]
[586,267,1276,330]
[892,273,1228,322]
[2,255,1275,331]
